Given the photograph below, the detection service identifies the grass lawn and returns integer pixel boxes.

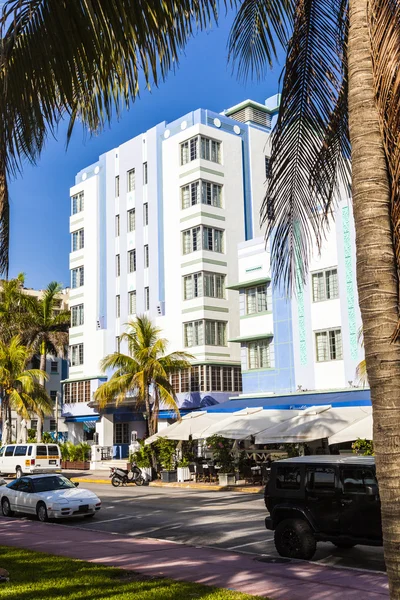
[0,546,267,600]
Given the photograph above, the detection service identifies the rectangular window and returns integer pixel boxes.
[128,249,136,273]
[276,467,301,490]
[182,226,223,255]
[116,254,120,277]
[50,390,57,403]
[70,344,84,366]
[202,226,224,253]
[144,245,149,268]
[184,320,226,347]
[72,229,84,252]
[71,304,84,327]
[127,169,135,192]
[127,209,136,232]
[115,175,120,197]
[315,329,343,362]
[115,423,129,445]
[181,180,222,209]
[128,291,137,315]
[200,136,221,163]
[265,156,271,179]
[116,336,120,352]
[307,468,336,491]
[180,136,221,165]
[248,339,273,369]
[49,419,57,432]
[115,214,120,237]
[71,266,84,288]
[144,287,150,311]
[143,203,148,226]
[72,192,84,215]
[183,272,225,300]
[143,162,148,185]
[245,283,270,314]
[116,295,120,318]
[14,445,27,456]
[50,361,58,373]
[30,420,38,431]
[312,268,339,302]
[182,226,201,255]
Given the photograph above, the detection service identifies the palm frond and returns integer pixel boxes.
[228,0,295,79]
[355,358,368,386]
[259,0,347,292]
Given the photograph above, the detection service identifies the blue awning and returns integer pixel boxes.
[204,389,371,413]
[64,415,100,423]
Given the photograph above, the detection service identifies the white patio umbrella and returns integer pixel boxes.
[192,407,303,440]
[328,412,373,444]
[144,411,226,444]
[254,406,372,444]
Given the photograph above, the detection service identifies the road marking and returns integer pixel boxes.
[93,515,133,525]
[227,540,272,550]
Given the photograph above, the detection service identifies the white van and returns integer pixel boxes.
[0,444,62,478]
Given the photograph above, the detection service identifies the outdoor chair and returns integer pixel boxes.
[242,465,257,485]
[207,465,218,483]
[188,464,197,482]
[195,464,205,482]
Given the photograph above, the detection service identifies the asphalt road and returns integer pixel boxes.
[57,483,386,573]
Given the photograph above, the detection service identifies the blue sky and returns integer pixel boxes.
[9,13,283,290]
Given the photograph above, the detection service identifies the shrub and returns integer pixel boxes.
[131,441,152,468]
[352,438,374,456]
[154,437,177,471]
[206,435,234,473]
[27,429,37,443]
[42,432,53,443]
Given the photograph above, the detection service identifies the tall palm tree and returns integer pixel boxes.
[0,273,37,343]
[0,335,52,444]
[27,282,70,441]
[226,0,400,594]
[94,316,193,439]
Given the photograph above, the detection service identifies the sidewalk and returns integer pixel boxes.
[63,469,264,493]
[0,517,388,599]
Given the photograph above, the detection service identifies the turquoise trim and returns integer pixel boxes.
[343,206,358,360]
[295,224,307,365]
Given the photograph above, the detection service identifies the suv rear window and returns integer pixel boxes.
[276,466,301,490]
[307,467,336,491]
[342,468,377,494]
[36,445,47,457]
[48,445,59,457]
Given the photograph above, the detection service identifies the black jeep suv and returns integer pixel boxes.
[265,456,382,560]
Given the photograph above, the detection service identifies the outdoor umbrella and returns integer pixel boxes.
[144,411,226,444]
[254,406,372,444]
[192,407,303,440]
[328,412,373,445]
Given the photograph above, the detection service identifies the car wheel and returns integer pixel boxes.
[111,476,121,487]
[36,502,49,522]
[274,518,316,560]
[334,542,356,549]
[15,467,23,479]
[1,498,14,517]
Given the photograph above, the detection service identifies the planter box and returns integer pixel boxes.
[161,470,177,483]
[62,461,90,470]
[218,473,236,486]
[177,467,190,482]
[141,467,153,482]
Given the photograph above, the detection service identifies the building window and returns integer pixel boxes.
[115,175,120,197]
[72,229,84,251]
[71,266,84,288]
[248,339,273,369]
[245,283,270,314]
[50,361,58,374]
[183,272,225,300]
[127,168,135,192]
[115,423,129,444]
[143,162,148,184]
[31,419,38,431]
[49,419,57,432]
[115,214,120,237]
[143,202,148,226]
[63,380,91,404]
[315,329,343,362]
[180,135,221,165]
[71,304,84,327]
[144,287,150,311]
[182,226,224,254]
[184,320,227,347]
[70,344,84,366]
[128,249,136,273]
[312,268,339,302]
[265,156,271,179]
[116,295,120,318]
[181,180,222,209]
[128,291,136,315]
[72,192,84,215]
[116,254,120,277]
[116,336,120,352]
[128,208,135,232]
[50,390,57,403]
[144,245,149,268]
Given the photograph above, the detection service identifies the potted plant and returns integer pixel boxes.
[60,442,91,470]
[155,438,177,483]
[131,441,154,481]
[177,457,190,482]
[207,435,235,486]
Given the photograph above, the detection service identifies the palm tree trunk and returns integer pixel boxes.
[37,348,47,442]
[1,394,9,443]
[348,0,400,594]
[16,413,22,443]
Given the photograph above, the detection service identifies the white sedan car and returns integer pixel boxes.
[0,474,101,521]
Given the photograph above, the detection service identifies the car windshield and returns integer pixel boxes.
[32,476,76,493]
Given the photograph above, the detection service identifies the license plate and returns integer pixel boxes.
[78,505,89,512]
[49,460,56,465]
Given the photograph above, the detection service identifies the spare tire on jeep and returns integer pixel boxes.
[274,518,316,560]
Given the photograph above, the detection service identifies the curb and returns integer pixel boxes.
[70,477,263,493]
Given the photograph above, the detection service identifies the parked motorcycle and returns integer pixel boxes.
[110,462,145,487]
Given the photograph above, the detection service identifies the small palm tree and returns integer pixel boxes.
[94,316,193,438]
[27,282,70,441]
[0,273,37,343]
[0,336,52,444]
